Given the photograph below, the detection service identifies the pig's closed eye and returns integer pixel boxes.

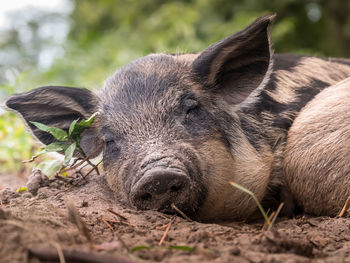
[184,99,199,117]
[104,138,121,158]
[105,139,116,148]
[104,138,119,151]
[186,106,199,117]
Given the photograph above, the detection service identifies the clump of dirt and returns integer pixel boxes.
[1,171,350,263]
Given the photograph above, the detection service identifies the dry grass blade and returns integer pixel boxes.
[263,211,275,231]
[267,202,284,231]
[65,199,92,246]
[159,217,175,246]
[338,196,350,217]
[106,208,128,221]
[51,242,66,263]
[171,203,192,221]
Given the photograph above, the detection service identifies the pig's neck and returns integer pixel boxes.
[238,54,350,214]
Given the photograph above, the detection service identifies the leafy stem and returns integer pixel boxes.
[28,112,100,178]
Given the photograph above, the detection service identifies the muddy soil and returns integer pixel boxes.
[1,171,350,263]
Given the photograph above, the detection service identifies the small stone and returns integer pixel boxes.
[26,169,49,195]
[230,247,241,256]
[0,208,8,219]
[0,188,20,203]
[22,192,33,199]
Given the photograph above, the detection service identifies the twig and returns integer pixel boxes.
[338,196,350,217]
[159,217,175,246]
[22,154,40,163]
[51,242,66,263]
[267,202,284,231]
[29,246,137,263]
[77,145,101,175]
[102,218,129,252]
[107,208,128,221]
[104,218,136,228]
[263,211,275,231]
[171,203,192,221]
[77,162,90,174]
[70,157,84,169]
[83,160,103,178]
[63,146,101,173]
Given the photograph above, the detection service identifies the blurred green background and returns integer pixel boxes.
[1,0,350,173]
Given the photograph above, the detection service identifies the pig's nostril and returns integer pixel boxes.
[140,193,152,201]
[170,184,182,192]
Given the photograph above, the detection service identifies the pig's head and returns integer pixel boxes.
[5,15,274,221]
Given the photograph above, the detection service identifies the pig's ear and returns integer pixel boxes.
[192,15,274,105]
[5,86,102,157]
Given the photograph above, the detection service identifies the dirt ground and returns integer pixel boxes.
[1,170,350,263]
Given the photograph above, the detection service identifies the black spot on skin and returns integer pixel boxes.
[240,117,262,151]
[271,79,330,130]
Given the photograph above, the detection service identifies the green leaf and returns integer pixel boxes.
[44,142,68,152]
[69,119,79,136]
[130,246,152,253]
[78,112,97,128]
[30,122,68,141]
[69,113,98,142]
[168,246,195,252]
[36,160,62,178]
[64,142,76,165]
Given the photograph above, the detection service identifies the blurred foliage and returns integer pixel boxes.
[0,112,35,172]
[1,0,350,172]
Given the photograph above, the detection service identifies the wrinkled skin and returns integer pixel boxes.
[5,15,350,221]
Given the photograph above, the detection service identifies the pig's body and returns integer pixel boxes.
[284,78,350,216]
[6,15,350,221]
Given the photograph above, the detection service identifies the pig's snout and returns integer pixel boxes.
[130,168,190,211]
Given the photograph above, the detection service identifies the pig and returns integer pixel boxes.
[5,15,350,221]
[284,77,350,217]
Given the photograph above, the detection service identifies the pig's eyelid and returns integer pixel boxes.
[184,99,199,114]
[101,126,117,138]
[184,98,198,108]
[105,138,116,147]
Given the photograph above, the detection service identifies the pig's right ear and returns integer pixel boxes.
[192,15,274,105]
[5,86,102,157]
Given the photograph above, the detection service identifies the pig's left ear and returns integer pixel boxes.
[5,86,103,157]
[192,15,275,105]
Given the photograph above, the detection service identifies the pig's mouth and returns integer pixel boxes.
[129,155,207,218]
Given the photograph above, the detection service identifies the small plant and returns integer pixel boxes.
[16,186,28,193]
[27,112,101,177]
[230,181,270,225]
